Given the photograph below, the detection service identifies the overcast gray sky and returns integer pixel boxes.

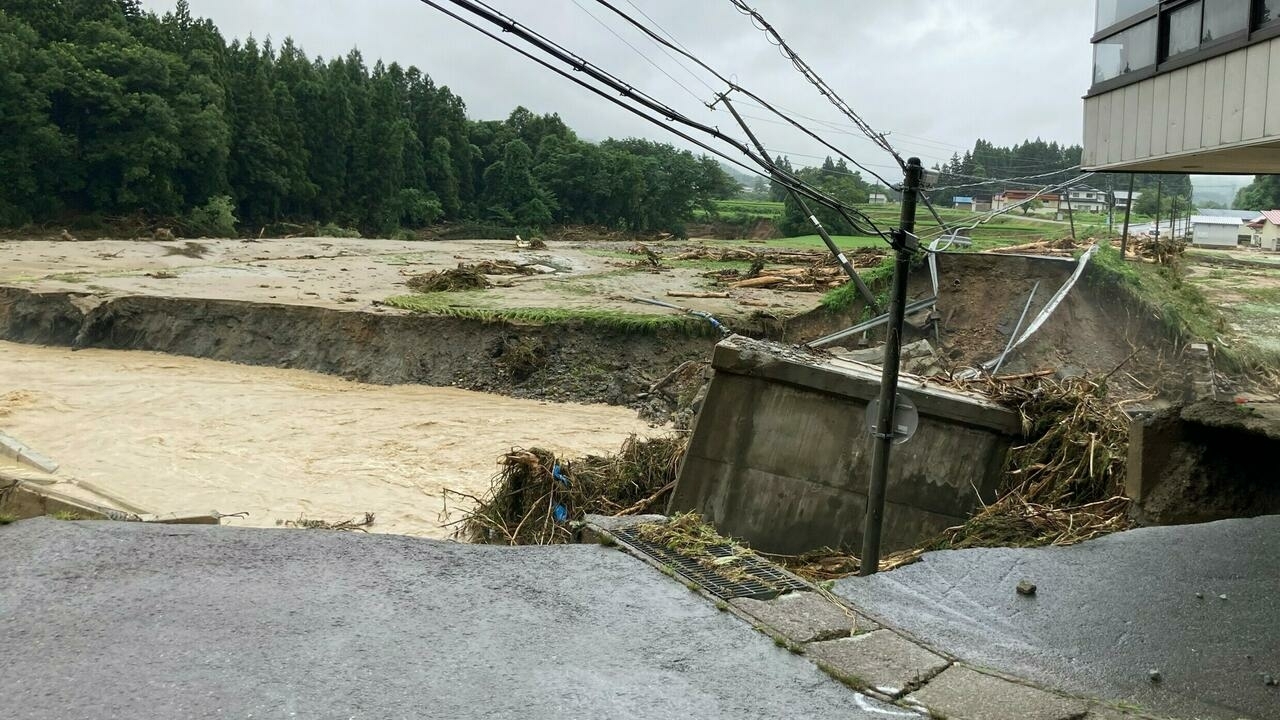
[141,0,1100,175]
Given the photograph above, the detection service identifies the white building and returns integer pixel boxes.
[1247,209,1280,249]
[1084,1,1280,173]
[1065,187,1109,213]
[1113,189,1142,209]
[1190,215,1250,247]
[868,192,889,205]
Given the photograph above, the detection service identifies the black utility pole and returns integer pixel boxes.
[1065,188,1077,242]
[1120,174,1135,257]
[859,156,923,577]
[1154,179,1163,239]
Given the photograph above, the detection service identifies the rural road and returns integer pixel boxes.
[0,519,905,719]
[835,515,1280,720]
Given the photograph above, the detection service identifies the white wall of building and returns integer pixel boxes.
[1191,222,1243,247]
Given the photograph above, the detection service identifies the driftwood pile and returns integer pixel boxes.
[405,260,536,292]
[448,435,686,545]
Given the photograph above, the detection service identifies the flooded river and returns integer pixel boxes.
[0,341,658,537]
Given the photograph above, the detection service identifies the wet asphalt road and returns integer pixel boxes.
[836,515,1280,720]
[0,518,904,720]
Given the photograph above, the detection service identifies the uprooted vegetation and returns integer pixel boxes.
[447,435,685,545]
[405,265,492,292]
[279,512,376,531]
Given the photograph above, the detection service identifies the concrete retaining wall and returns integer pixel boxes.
[669,336,1021,555]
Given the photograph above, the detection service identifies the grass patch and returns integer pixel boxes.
[0,513,16,525]
[385,293,712,335]
[50,510,90,521]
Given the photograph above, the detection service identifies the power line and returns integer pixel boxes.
[569,0,709,106]
[589,0,901,189]
[727,0,901,165]
[416,0,891,242]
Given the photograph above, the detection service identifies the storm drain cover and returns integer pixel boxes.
[612,527,809,600]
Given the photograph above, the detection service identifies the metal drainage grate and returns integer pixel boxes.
[613,527,809,601]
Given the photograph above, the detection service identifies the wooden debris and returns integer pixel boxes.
[667,291,730,299]
[731,275,787,288]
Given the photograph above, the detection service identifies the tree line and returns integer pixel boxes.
[929,138,1191,211]
[0,0,735,236]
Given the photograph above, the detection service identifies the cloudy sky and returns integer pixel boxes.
[141,0,1099,176]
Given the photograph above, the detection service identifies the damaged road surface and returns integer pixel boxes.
[834,516,1280,720]
[0,519,909,720]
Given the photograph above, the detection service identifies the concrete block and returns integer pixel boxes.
[730,591,876,643]
[806,630,949,699]
[670,336,1019,554]
[907,665,1089,720]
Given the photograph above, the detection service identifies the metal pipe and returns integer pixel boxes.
[860,157,922,577]
[991,280,1039,376]
[806,297,937,349]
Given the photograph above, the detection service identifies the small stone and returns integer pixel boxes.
[1194,592,1203,599]
[1148,669,1162,683]
[1218,594,1228,601]
[1264,674,1277,687]
[1016,580,1037,596]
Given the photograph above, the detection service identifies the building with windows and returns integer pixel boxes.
[1113,189,1143,208]
[1245,208,1280,248]
[992,190,1061,212]
[1083,0,1280,172]
[1066,187,1110,212]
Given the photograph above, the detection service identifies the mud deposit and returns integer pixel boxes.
[0,342,656,536]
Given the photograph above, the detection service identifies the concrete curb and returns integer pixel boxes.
[582,515,1177,720]
[0,431,59,474]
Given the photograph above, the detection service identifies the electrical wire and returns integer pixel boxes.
[727,0,902,165]
[415,0,890,242]
[590,0,901,190]
[569,0,708,106]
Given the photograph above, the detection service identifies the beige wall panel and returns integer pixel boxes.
[1151,73,1171,155]
[1242,42,1270,140]
[1221,50,1247,144]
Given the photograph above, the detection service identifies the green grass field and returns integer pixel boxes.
[700,199,1103,251]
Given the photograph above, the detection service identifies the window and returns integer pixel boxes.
[1262,0,1280,26]
[1096,0,1158,30]
[1094,18,1158,83]
[1166,1,1202,57]
[1202,0,1249,42]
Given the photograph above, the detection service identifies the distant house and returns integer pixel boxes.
[1247,210,1280,251]
[868,192,888,205]
[1065,187,1107,213]
[1112,190,1141,210]
[952,196,975,211]
[1190,216,1250,248]
[993,190,1061,212]
[973,195,993,212]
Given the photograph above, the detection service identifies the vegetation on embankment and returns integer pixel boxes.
[1088,244,1279,375]
[383,293,717,337]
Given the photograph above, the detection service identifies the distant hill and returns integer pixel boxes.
[1192,175,1253,207]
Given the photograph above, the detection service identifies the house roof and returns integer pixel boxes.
[1191,215,1245,226]
[1197,209,1261,220]
[1257,210,1280,225]
[953,196,974,203]
[1113,190,1142,200]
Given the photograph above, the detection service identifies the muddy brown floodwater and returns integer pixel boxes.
[0,341,658,537]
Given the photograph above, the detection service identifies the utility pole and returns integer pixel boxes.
[716,95,882,314]
[1065,187,1077,242]
[1120,174,1135,257]
[1154,179,1163,239]
[860,156,922,577]
[1107,175,1114,239]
